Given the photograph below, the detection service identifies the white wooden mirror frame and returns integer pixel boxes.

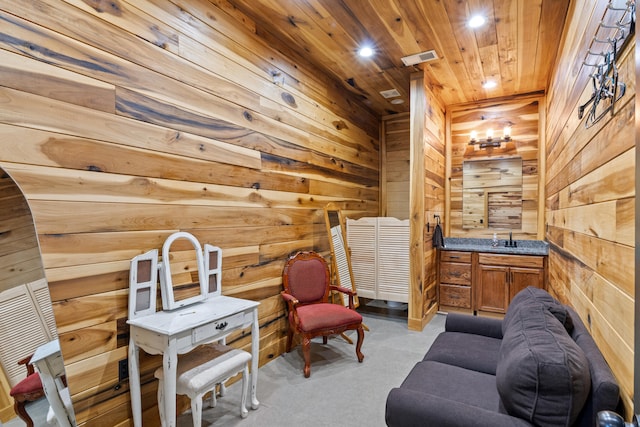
[159,232,208,311]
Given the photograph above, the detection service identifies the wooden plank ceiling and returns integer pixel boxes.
[225,0,570,116]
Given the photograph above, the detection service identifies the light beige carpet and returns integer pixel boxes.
[177,312,446,427]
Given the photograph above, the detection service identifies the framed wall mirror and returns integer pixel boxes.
[159,232,208,310]
[462,158,523,230]
[323,204,359,308]
[0,169,75,425]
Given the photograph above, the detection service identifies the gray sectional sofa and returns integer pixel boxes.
[385,287,620,427]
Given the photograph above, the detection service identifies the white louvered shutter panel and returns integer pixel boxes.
[346,217,377,299]
[28,278,58,340]
[0,284,51,387]
[377,218,410,303]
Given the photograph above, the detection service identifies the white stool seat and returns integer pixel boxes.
[155,343,251,426]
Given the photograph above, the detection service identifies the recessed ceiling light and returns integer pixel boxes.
[358,46,374,58]
[468,15,486,28]
[482,80,497,89]
[390,99,405,104]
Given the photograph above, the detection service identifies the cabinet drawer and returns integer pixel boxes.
[478,253,544,268]
[439,284,471,308]
[440,251,471,263]
[440,262,472,285]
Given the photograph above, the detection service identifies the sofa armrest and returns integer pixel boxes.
[445,313,503,339]
[385,388,531,427]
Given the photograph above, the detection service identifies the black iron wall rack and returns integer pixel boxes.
[578,0,635,128]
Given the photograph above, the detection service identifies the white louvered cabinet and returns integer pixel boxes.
[346,217,409,303]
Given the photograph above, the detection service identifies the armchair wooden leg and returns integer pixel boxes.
[355,326,365,363]
[302,336,312,378]
[14,400,34,427]
[286,328,294,352]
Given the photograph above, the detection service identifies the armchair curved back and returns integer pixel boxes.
[282,251,330,304]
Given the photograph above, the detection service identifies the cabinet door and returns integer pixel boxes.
[509,267,545,302]
[477,265,509,313]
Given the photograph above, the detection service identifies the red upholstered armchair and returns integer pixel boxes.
[9,354,45,427]
[281,251,364,377]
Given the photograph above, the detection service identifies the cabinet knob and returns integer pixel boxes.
[215,322,228,330]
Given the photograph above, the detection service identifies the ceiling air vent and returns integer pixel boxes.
[401,50,438,66]
[380,89,401,99]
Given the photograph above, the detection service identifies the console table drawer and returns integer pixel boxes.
[192,312,245,344]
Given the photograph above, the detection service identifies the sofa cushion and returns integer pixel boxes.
[496,305,591,426]
[503,286,573,335]
[423,331,502,375]
[445,312,503,339]
[400,361,502,413]
[385,387,534,427]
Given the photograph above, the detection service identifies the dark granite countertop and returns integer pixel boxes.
[439,237,549,256]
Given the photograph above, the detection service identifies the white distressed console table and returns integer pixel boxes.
[127,295,260,427]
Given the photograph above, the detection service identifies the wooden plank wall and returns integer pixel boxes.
[408,72,444,331]
[0,1,380,425]
[446,95,543,240]
[545,0,635,416]
[381,113,410,219]
[422,75,446,328]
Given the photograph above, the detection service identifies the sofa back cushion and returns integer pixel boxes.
[497,305,591,426]
[503,286,573,336]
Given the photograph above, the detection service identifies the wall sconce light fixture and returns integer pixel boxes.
[469,126,512,148]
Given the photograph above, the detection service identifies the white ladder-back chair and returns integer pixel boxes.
[128,232,251,426]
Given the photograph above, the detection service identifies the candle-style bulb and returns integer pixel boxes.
[470,130,477,142]
[486,129,494,140]
[503,126,512,140]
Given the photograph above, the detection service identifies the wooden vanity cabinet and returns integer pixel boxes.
[438,251,473,311]
[475,253,545,314]
[437,250,546,315]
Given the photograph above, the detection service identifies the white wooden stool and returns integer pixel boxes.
[46,387,73,426]
[155,343,251,427]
